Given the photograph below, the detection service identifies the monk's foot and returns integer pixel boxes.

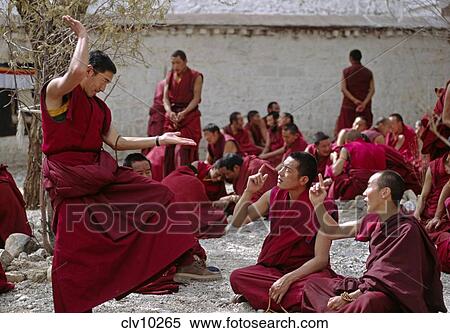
[231,294,247,304]
[174,259,222,282]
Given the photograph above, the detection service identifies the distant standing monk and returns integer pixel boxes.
[163,50,203,176]
[335,49,375,136]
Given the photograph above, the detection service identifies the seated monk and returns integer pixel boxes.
[229,152,338,312]
[203,123,240,164]
[362,116,391,144]
[245,110,266,150]
[191,160,227,202]
[260,124,308,171]
[386,113,419,164]
[123,153,152,178]
[41,16,215,312]
[260,112,284,167]
[328,130,386,200]
[305,132,333,186]
[214,153,277,207]
[0,164,32,248]
[224,112,262,156]
[302,171,446,313]
[335,116,369,146]
[421,81,450,161]
[0,264,13,294]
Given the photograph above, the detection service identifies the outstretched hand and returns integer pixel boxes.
[309,173,328,206]
[160,132,196,146]
[63,15,87,38]
[246,165,268,195]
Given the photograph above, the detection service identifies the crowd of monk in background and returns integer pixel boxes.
[0,18,449,313]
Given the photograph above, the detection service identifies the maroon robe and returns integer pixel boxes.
[147,80,165,137]
[386,124,419,164]
[224,125,262,156]
[435,198,450,273]
[335,64,373,135]
[0,264,13,294]
[196,161,227,202]
[421,85,450,160]
[245,122,265,147]
[207,133,240,163]
[362,128,383,143]
[162,166,227,239]
[281,136,308,163]
[382,145,422,194]
[328,139,386,200]
[301,213,447,313]
[41,84,196,312]
[305,144,332,179]
[146,146,165,182]
[0,165,32,248]
[230,187,338,312]
[164,68,203,177]
[233,156,278,202]
[267,127,284,167]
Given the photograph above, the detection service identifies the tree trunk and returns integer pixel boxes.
[23,115,42,209]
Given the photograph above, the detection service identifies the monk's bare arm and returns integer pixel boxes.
[414,167,432,219]
[314,203,358,239]
[361,78,375,107]
[223,141,238,154]
[181,75,203,115]
[261,132,271,154]
[336,129,347,146]
[341,74,361,104]
[231,190,270,228]
[260,145,285,160]
[162,82,173,113]
[331,148,348,176]
[284,232,331,282]
[205,152,213,165]
[442,88,450,126]
[394,135,405,150]
[434,180,450,219]
[46,16,88,107]
[103,125,195,150]
[374,135,385,145]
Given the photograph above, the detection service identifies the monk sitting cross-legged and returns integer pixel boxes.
[203,123,240,165]
[224,112,262,156]
[301,171,446,313]
[229,152,338,312]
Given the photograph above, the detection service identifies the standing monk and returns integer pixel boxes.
[147,79,166,138]
[42,17,205,312]
[163,50,203,176]
[335,49,375,136]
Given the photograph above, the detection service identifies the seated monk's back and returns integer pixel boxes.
[344,139,386,170]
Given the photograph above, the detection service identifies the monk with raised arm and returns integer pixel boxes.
[229,152,338,312]
[42,16,211,312]
[301,171,446,312]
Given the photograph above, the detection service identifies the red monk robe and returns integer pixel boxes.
[328,139,386,200]
[233,156,278,202]
[421,84,450,160]
[162,165,227,239]
[207,133,240,163]
[335,64,373,135]
[146,80,166,138]
[245,122,265,148]
[230,187,338,312]
[164,68,203,176]
[386,124,419,164]
[224,125,262,156]
[0,264,14,294]
[146,145,165,182]
[434,196,450,273]
[301,213,446,313]
[41,84,196,312]
[382,145,422,194]
[266,127,284,167]
[0,164,32,248]
[281,136,308,163]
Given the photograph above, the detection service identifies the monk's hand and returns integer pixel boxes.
[245,166,269,194]
[426,217,442,231]
[63,15,87,39]
[309,173,327,206]
[167,111,178,123]
[323,177,333,190]
[327,295,349,311]
[353,99,362,106]
[269,274,293,304]
[159,132,196,146]
[177,110,187,123]
[356,103,366,113]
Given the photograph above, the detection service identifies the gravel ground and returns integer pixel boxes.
[0,169,448,312]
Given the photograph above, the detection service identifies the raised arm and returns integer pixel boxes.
[414,167,432,220]
[46,16,88,108]
[331,148,348,177]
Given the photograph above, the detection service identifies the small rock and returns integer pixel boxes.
[24,238,40,254]
[6,271,27,283]
[0,249,13,270]
[27,269,47,283]
[28,254,45,262]
[18,252,28,260]
[33,249,48,258]
[5,233,31,258]
[18,295,29,302]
